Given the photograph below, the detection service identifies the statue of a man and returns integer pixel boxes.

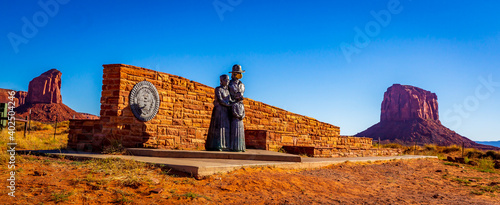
[228,64,246,152]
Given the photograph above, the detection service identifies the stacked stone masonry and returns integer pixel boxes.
[282,146,403,158]
[68,64,384,157]
[68,119,101,151]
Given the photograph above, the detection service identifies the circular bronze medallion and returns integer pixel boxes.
[129,81,160,122]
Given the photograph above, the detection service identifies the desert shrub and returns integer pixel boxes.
[485,151,500,160]
[51,190,74,203]
[476,158,496,173]
[424,144,437,151]
[382,143,405,149]
[102,139,125,155]
[81,158,156,190]
[277,147,287,153]
[467,150,485,159]
[442,145,461,154]
[14,120,68,131]
[30,121,54,131]
[56,121,70,129]
[120,175,145,188]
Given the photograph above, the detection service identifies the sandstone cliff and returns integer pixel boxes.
[27,69,62,104]
[381,84,439,122]
[0,69,98,122]
[0,88,28,107]
[356,84,498,150]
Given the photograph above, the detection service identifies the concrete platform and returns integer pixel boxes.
[18,149,437,178]
[125,148,302,162]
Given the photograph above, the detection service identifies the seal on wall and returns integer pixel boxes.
[129,81,160,122]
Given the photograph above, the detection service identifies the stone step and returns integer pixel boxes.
[125,148,302,162]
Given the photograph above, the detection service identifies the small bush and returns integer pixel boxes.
[444,162,460,167]
[442,145,461,154]
[471,190,485,195]
[51,190,73,203]
[424,144,437,151]
[277,147,287,153]
[485,151,500,160]
[120,176,144,188]
[466,150,485,159]
[102,139,125,155]
[181,192,210,200]
[29,121,54,131]
[476,159,496,173]
[382,143,405,149]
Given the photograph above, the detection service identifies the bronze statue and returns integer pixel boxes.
[230,91,245,151]
[206,64,246,152]
[228,65,246,152]
[205,75,232,151]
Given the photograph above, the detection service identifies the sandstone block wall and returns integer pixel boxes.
[282,146,403,158]
[68,119,101,151]
[245,130,373,152]
[69,64,370,152]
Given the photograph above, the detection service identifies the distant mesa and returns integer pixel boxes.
[27,69,63,104]
[356,84,499,150]
[380,84,439,123]
[0,69,98,122]
[0,88,27,107]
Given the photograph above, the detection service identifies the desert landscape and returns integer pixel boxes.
[3,1,500,204]
[1,125,500,204]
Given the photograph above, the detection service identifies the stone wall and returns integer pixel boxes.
[68,119,101,151]
[282,146,403,158]
[245,130,374,152]
[69,64,369,153]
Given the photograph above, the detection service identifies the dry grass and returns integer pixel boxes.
[0,120,69,164]
[385,143,500,174]
[5,155,500,204]
[80,158,157,189]
[0,129,68,151]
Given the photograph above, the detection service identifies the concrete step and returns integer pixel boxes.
[125,148,302,162]
[16,150,438,178]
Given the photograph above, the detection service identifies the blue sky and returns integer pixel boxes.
[1,0,499,141]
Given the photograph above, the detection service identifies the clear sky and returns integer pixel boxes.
[1,0,499,141]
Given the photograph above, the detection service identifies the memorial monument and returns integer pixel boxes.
[205,65,246,152]
[68,63,398,158]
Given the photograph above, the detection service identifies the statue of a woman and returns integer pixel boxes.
[205,75,232,151]
[228,64,246,152]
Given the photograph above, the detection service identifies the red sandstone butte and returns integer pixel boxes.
[0,88,28,107]
[0,69,98,122]
[15,90,28,107]
[27,69,62,104]
[381,84,439,123]
[356,84,499,150]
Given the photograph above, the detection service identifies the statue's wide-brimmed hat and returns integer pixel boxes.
[229,64,245,73]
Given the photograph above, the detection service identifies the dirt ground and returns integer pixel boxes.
[2,155,500,205]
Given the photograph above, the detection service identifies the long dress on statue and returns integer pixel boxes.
[230,100,246,152]
[205,86,231,151]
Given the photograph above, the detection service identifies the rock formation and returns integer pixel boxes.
[0,89,28,107]
[15,91,28,107]
[0,69,98,122]
[27,69,62,104]
[381,84,439,122]
[356,84,499,150]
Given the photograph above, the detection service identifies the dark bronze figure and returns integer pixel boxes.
[205,75,232,151]
[206,64,246,152]
[230,92,245,152]
[228,64,246,152]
